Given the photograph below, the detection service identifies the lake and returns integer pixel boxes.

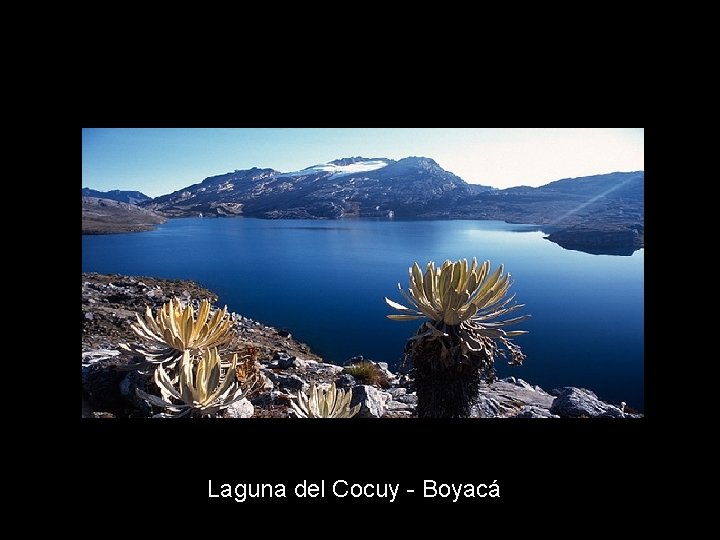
[82,218,644,411]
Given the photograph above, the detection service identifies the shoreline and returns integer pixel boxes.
[82,272,642,419]
[82,213,643,253]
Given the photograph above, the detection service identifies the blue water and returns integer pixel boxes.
[82,218,644,410]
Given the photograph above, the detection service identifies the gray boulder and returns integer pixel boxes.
[396,394,418,407]
[265,372,307,392]
[223,398,255,418]
[119,370,153,415]
[335,373,357,388]
[306,361,343,375]
[271,352,298,369]
[470,395,503,418]
[349,385,392,418]
[82,348,121,366]
[514,378,535,391]
[375,361,397,381]
[550,387,626,418]
[514,406,559,418]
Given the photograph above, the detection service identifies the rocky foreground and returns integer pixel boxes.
[82,273,641,419]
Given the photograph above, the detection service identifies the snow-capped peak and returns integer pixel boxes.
[285,158,390,179]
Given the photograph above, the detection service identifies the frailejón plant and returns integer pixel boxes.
[289,382,361,418]
[136,348,247,417]
[385,258,529,418]
[121,297,235,364]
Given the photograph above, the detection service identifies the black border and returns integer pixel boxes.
[80,123,651,512]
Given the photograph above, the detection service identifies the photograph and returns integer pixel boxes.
[82,128,644,421]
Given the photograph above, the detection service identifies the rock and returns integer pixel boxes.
[276,329,292,338]
[549,387,626,418]
[515,378,535,391]
[514,406,559,418]
[82,349,121,365]
[82,363,126,413]
[349,385,392,418]
[384,410,413,418]
[256,373,274,393]
[273,352,297,369]
[85,312,94,320]
[291,358,311,369]
[386,400,412,411]
[475,380,554,416]
[223,398,255,418]
[385,389,417,415]
[335,373,357,388]
[119,370,153,415]
[265,372,307,393]
[307,362,343,375]
[374,362,397,381]
[502,376,534,391]
[270,352,312,369]
[251,390,288,408]
[395,393,418,406]
[470,395,503,418]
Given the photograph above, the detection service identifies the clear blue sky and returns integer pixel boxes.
[82,128,644,197]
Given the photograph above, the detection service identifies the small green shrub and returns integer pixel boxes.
[344,361,390,388]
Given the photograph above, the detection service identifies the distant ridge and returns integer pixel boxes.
[81,188,151,205]
[82,197,166,234]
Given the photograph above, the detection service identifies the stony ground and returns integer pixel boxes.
[82,273,641,419]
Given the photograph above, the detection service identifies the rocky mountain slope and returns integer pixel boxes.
[82,197,167,234]
[81,188,151,204]
[143,156,495,219]
[139,157,643,252]
[82,273,641,419]
[451,171,645,253]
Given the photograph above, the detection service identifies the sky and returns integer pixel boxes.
[82,128,644,198]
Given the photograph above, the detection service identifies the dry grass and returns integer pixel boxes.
[344,361,390,388]
[235,345,263,396]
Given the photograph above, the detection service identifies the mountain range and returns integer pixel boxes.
[144,157,495,220]
[84,156,644,254]
[81,188,151,205]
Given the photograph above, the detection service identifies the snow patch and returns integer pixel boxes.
[285,159,389,179]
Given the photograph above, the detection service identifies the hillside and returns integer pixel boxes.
[143,157,495,219]
[82,197,167,234]
[81,188,151,204]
